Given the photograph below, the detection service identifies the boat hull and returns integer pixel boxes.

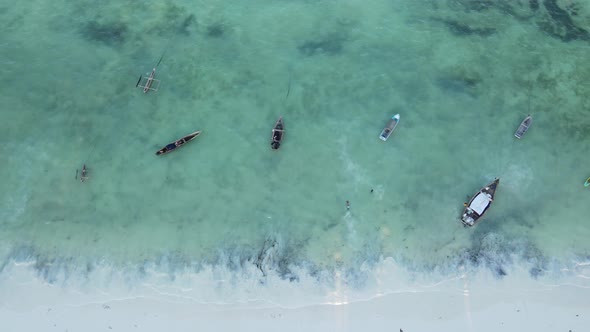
[379,114,400,141]
[271,117,284,150]
[585,177,590,187]
[156,131,201,155]
[460,178,499,227]
[514,115,532,139]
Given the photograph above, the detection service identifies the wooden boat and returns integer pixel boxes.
[514,115,532,139]
[460,178,499,227]
[136,56,164,93]
[136,68,161,93]
[80,164,89,182]
[271,117,284,150]
[584,176,590,187]
[379,114,400,141]
[155,131,201,155]
[75,164,90,182]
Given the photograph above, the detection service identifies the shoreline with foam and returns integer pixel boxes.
[1,254,589,332]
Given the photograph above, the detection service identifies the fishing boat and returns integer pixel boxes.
[460,178,500,227]
[155,131,201,155]
[379,114,400,141]
[271,117,284,150]
[136,68,161,93]
[136,55,164,93]
[75,164,90,182]
[514,115,532,139]
[584,176,590,187]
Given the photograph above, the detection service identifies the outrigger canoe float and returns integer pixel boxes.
[379,114,400,141]
[460,178,499,227]
[271,117,284,150]
[155,131,201,155]
[514,115,532,139]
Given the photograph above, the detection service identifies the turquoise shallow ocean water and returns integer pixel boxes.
[1,0,590,303]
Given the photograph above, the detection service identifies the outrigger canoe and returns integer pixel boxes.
[514,115,532,139]
[460,178,500,227]
[136,55,164,93]
[155,131,201,155]
[136,67,161,93]
[585,176,590,187]
[271,117,284,150]
[379,114,400,141]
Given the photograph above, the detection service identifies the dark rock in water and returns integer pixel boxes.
[542,0,589,41]
[206,23,225,38]
[530,0,539,11]
[298,35,344,56]
[442,20,496,37]
[82,20,127,46]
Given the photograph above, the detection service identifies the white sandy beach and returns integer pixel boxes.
[1,260,588,332]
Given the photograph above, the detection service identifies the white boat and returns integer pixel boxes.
[379,114,400,141]
[514,115,532,139]
[460,178,499,227]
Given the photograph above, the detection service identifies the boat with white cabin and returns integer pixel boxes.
[460,178,499,227]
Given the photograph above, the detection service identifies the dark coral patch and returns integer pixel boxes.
[442,20,496,37]
[542,0,589,41]
[179,14,196,35]
[297,35,345,56]
[81,20,127,46]
[461,0,495,12]
[206,23,225,38]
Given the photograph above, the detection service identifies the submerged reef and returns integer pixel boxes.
[81,20,127,46]
[459,232,550,279]
[178,14,197,36]
[438,19,497,37]
[450,0,590,42]
[0,230,569,289]
[541,0,590,41]
[435,66,482,97]
[460,0,495,12]
[451,0,534,19]
[206,23,225,38]
[161,3,197,36]
[297,34,346,56]
[253,237,303,282]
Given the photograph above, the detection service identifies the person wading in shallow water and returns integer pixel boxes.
[346,200,350,210]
